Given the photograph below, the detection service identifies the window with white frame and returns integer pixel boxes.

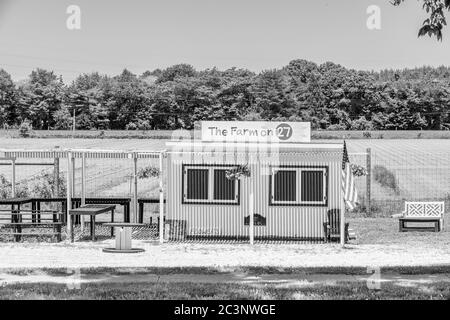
[183,165,239,204]
[270,166,328,206]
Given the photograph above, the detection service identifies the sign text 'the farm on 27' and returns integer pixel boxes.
[201,121,311,143]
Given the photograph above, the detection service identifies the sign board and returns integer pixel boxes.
[201,121,311,143]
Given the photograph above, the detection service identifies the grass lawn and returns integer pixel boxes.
[349,217,450,246]
[1,280,449,300]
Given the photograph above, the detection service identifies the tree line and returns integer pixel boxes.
[1,60,450,131]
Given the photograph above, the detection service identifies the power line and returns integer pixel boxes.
[0,52,152,70]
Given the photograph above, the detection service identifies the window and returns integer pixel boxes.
[214,169,236,201]
[270,166,328,206]
[183,165,239,204]
[301,170,324,202]
[186,169,208,200]
[273,170,297,202]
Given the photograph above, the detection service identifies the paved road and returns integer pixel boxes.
[1,271,449,287]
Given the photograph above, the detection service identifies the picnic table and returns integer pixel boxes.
[69,204,116,242]
[0,198,34,223]
[138,198,165,223]
[102,223,145,253]
[32,197,132,224]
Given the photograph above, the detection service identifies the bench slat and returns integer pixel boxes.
[2,223,63,226]
[0,233,61,236]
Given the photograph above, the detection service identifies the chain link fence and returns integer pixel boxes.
[349,149,450,217]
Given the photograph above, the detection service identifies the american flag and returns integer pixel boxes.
[342,140,358,210]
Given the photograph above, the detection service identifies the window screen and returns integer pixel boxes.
[213,169,235,200]
[186,169,209,200]
[301,170,324,202]
[270,166,328,206]
[273,170,297,202]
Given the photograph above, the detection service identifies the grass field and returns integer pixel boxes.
[1,280,449,299]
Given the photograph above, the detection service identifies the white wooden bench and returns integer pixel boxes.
[398,202,445,232]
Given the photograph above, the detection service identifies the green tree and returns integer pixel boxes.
[0,69,18,127]
[18,69,65,129]
[156,64,197,83]
[393,0,450,40]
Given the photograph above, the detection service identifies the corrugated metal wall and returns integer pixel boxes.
[166,147,344,243]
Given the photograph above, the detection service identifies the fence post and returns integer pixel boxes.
[159,152,165,244]
[366,148,372,215]
[133,153,138,223]
[249,190,254,245]
[81,152,86,232]
[66,153,73,234]
[53,156,60,197]
[71,156,76,198]
[249,155,254,245]
[11,157,16,198]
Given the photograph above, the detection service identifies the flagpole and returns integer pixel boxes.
[341,139,347,248]
[341,163,348,248]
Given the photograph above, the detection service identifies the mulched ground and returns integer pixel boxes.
[0,223,159,243]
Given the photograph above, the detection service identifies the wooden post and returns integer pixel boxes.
[159,152,164,244]
[11,157,16,198]
[366,148,372,215]
[66,153,73,234]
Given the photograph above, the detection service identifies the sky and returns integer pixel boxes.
[0,0,450,83]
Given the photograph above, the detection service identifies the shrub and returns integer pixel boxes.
[352,117,373,131]
[373,165,398,193]
[327,123,347,131]
[137,166,160,179]
[350,164,368,177]
[126,120,152,131]
[0,171,66,199]
[350,196,382,218]
[363,131,372,139]
[226,165,251,180]
[18,121,33,138]
[125,123,138,130]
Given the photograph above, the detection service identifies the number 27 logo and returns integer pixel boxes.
[276,123,293,141]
